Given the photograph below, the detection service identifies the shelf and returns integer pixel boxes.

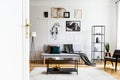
[46,60,77,64]
[92,51,104,52]
[91,25,105,62]
[92,42,104,44]
[92,34,104,35]
[93,25,105,27]
[47,68,77,73]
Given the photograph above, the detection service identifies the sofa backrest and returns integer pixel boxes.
[43,44,82,53]
[43,44,63,53]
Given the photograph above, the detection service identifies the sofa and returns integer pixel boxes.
[43,44,81,54]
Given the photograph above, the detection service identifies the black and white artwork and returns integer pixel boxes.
[66,21,81,31]
[50,22,60,40]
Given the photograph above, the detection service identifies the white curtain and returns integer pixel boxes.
[117,2,120,49]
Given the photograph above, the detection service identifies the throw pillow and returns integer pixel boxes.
[50,46,60,54]
[47,45,51,53]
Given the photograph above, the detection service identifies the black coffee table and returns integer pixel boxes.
[46,59,78,74]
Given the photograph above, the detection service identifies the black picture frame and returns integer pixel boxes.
[44,12,48,18]
[66,21,81,31]
[64,12,70,18]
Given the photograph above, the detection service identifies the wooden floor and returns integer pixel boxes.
[30,61,120,80]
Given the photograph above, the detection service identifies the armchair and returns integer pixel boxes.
[104,50,120,71]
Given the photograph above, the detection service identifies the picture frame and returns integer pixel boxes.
[51,7,66,18]
[66,21,81,31]
[44,12,48,18]
[74,9,82,18]
[64,12,70,18]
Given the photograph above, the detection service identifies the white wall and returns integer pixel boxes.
[30,0,117,60]
[117,2,120,49]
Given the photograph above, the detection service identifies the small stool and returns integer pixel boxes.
[104,52,114,66]
[105,52,111,57]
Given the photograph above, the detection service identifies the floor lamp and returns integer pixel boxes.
[30,32,37,63]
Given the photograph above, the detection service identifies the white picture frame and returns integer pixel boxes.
[74,9,82,18]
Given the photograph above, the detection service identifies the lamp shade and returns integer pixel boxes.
[31,32,37,37]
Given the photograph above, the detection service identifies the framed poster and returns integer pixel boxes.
[51,7,66,18]
[74,9,82,18]
[66,21,81,31]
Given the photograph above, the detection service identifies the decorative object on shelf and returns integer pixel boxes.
[97,56,100,59]
[44,12,48,18]
[30,32,37,63]
[53,64,60,71]
[51,7,66,18]
[94,47,98,51]
[66,21,81,31]
[64,12,70,18]
[105,43,110,52]
[50,22,60,40]
[74,9,82,18]
[96,37,99,43]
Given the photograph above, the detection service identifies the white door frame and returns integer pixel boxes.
[0,0,30,80]
[22,0,30,80]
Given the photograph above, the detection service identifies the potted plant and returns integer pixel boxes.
[105,43,111,57]
[105,43,110,52]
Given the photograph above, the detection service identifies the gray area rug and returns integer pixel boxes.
[30,67,116,80]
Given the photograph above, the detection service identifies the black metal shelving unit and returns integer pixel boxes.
[91,25,105,62]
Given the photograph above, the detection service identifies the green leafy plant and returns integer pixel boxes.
[105,43,110,52]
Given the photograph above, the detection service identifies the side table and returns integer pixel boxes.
[105,52,111,57]
[104,52,114,66]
